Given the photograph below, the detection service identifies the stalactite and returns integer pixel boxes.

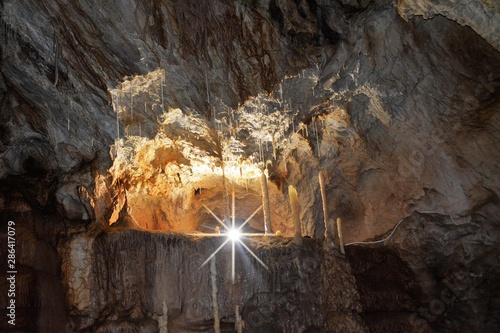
[67,100,72,131]
[116,92,120,139]
[205,66,210,108]
[288,185,302,246]
[260,170,272,234]
[258,139,262,162]
[161,77,164,112]
[279,82,283,106]
[53,39,59,87]
[314,119,321,157]
[337,217,345,254]
[272,133,276,160]
[130,88,133,118]
[221,165,230,221]
[210,257,220,333]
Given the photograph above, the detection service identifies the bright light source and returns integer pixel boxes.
[200,191,267,285]
[227,228,241,241]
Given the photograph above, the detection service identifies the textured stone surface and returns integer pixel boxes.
[389,212,500,332]
[397,0,500,51]
[1,0,499,240]
[0,0,499,331]
[346,246,428,332]
[60,228,366,332]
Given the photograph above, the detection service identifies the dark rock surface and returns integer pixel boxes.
[390,212,500,332]
[61,229,366,332]
[0,0,499,332]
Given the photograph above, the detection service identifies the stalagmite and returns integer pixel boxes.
[210,256,220,333]
[261,170,272,234]
[337,217,345,254]
[235,305,244,333]
[159,299,168,333]
[288,185,302,246]
[319,171,334,243]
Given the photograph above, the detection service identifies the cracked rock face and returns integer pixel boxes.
[0,0,499,332]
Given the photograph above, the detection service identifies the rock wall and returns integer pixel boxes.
[1,0,499,241]
[397,0,500,51]
[0,0,499,332]
[60,228,368,332]
[389,211,500,332]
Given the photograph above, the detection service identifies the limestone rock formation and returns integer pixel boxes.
[397,0,500,51]
[0,0,499,332]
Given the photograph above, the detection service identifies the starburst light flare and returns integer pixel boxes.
[199,189,268,284]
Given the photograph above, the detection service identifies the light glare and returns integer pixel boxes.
[227,228,241,241]
[200,190,268,284]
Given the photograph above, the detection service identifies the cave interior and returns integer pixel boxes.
[0,0,499,332]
